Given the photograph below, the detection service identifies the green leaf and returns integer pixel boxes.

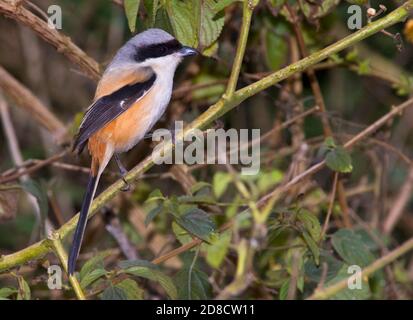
[178,194,216,205]
[115,279,144,300]
[174,208,215,241]
[394,75,413,96]
[153,6,174,34]
[324,265,371,300]
[195,0,225,49]
[119,259,158,270]
[332,229,376,267]
[143,0,159,26]
[165,0,225,52]
[324,136,336,149]
[0,287,17,299]
[297,209,322,242]
[211,0,239,13]
[213,172,232,198]
[201,39,219,57]
[279,279,289,300]
[145,205,163,226]
[345,49,359,62]
[325,146,353,173]
[329,53,344,64]
[145,189,164,203]
[80,268,107,289]
[172,221,193,245]
[165,0,197,47]
[353,228,382,251]
[304,251,344,282]
[79,251,110,282]
[357,59,371,75]
[124,0,141,33]
[298,0,340,21]
[125,267,177,299]
[190,181,212,194]
[205,230,231,269]
[174,264,211,299]
[16,276,30,300]
[101,286,128,300]
[301,230,320,265]
[257,169,283,193]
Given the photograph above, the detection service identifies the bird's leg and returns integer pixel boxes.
[114,154,130,192]
[168,123,178,145]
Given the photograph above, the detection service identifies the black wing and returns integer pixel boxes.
[73,73,157,154]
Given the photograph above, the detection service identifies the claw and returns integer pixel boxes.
[120,177,130,192]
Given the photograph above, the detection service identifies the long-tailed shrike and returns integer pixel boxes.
[69,28,197,274]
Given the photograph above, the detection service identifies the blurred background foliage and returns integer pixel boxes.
[0,0,413,300]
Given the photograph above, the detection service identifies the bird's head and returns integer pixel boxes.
[107,28,198,73]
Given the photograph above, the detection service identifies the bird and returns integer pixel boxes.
[69,28,197,275]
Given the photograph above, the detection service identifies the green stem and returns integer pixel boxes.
[50,232,86,300]
[224,0,258,98]
[0,1,412,273]
[307,237,413,300]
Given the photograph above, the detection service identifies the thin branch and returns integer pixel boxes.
[0,66,67,143]
[320,172,339,239]
[0,2,412,272]
[307,237,413,300]
[0,92,52,235]
[103,208,138,260]
[286,3,351,227]
[152,222,233,265]
[50,233,86,300]
[172,80,227,99]
[224,0,258,97]
[0,150,67,184]
[383,165,413,234]
[0,0,101,80]
[257,97,413,208]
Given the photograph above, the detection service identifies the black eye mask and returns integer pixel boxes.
[134,39,183,62]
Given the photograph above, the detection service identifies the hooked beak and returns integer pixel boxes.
[178,46,198,57]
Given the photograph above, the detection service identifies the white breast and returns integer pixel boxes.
[115,54,180,153]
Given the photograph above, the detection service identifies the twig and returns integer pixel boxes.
[0,2,412,272]
[0,150,67,184]
[50,232,86,300]
[320,172,339,239]
[151,222,233,265]
[0,66,67,143]
[286,250,300,300]
[383,166,413,234]
[215,239,253,299]
[103,208,137,260]
[307,237,413,299]
[0,0,101,80]
[314,262,329,292]
[224,0,258,97]
[257,97,413,209]
[172,80,227,99]
[0,92,51,235]
[187,246,200,300]
[286,3,351,227]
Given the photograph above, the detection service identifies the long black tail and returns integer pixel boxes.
[68,174,99,275]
